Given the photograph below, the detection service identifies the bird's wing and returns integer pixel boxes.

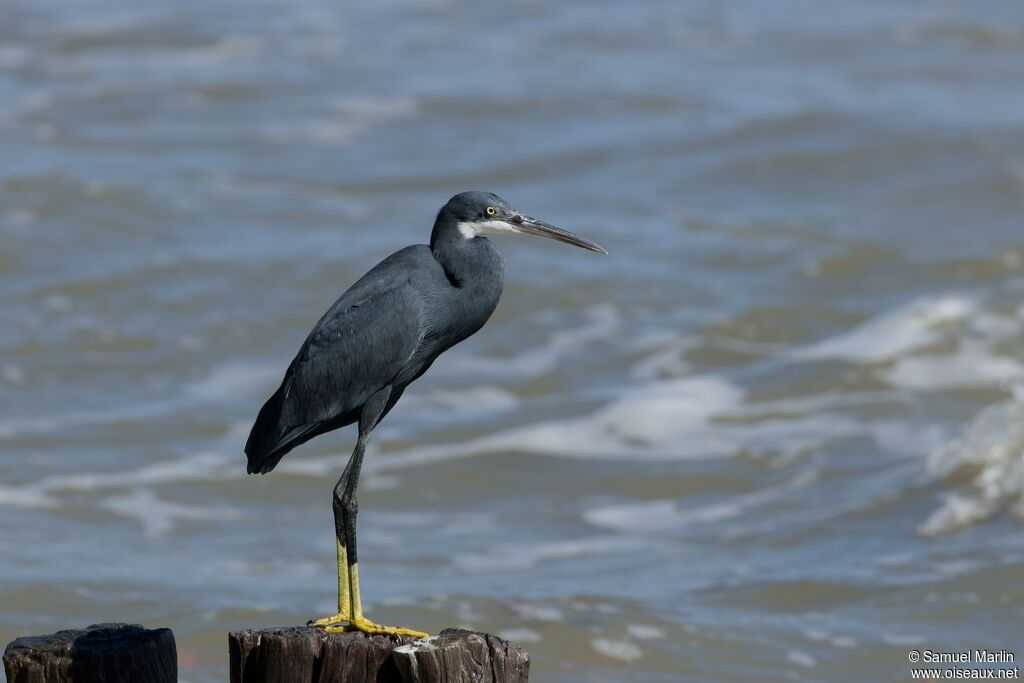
[282,281,424,426]
[246,248,432,472]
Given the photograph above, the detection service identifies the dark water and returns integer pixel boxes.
[2,2,1024,681]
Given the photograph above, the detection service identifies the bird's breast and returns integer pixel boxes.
[422,235,505,353]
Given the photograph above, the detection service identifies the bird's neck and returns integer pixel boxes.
[430,216,503,286]
[429,217,505,335]
[429,213,464,257]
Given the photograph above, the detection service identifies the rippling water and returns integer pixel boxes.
[3,2,1024,681]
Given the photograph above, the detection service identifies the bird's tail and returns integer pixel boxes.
[244,387,293,475]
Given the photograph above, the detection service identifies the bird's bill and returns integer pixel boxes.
[511,215,608,254]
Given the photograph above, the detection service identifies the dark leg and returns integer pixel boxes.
[338,384,405,561]
[309,439,362,627]
[341,386,389,567]
[311,389,387,628]
[320,387,426,638]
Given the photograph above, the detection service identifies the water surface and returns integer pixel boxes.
[2,1,1024,681]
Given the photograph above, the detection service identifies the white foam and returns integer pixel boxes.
[882,634,926,646]
[360,366,888,479]
[366,371,878,474]
[497,376,742,458]
[786,650,816,668]
[0,399,182,440]
[584,500,680,533]
[626,624,665,640]
[885,343,1024,391]
[591,638,643,662]
[397,385,519,421]
[100,488,240,537]
[456,537,644,572]
[428,386,519,412]
[497,628,542,643]
[512,603,564,622]
[0,442,242,510]
[186,363,281,402]
[38,450,237,494]
[919,397,1024,535]
[0,485,56,509]
[43,293,73,314]
[870,421,947,457]
[442,304,619,380]
[377,375,744,467]
[583,469,816,533]
[1,365,25,386]
[453,600,483,624]
[275,453,350,477]
[968,309,1024,339]
[626,331,694,380]
[790,295,976,363]
[258,94,418,148]
[803,628,857,648]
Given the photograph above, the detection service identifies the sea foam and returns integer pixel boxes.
[920,394,1024,536]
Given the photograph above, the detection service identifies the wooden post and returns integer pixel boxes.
[3,623,176,683]
[229,626,529,683]
[393,629,530,683]
[229,627,413,683]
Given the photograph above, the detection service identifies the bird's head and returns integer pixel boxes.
[437,191,607,254]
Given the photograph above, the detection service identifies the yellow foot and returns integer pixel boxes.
[309,612,350,628]
[323,616,427,639]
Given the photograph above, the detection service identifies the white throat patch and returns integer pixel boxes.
[457,219,522,239]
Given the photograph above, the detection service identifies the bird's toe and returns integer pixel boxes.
[343,617,427,639]
[310,612,350,628]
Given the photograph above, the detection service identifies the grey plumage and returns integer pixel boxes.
[245,196,506,474]
[243,190,605,635]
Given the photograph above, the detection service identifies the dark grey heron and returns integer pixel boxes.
[245,191,606,637]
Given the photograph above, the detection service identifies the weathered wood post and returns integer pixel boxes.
[393,629,531,683]
[228,626,529,683]
[3,623,176,683]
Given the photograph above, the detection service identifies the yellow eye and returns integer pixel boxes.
[486,206,496,216]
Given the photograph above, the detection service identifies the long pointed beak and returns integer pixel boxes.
[510,215,608,254]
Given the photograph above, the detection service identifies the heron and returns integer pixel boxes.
[245,191,606,638]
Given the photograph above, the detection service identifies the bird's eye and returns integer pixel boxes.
[485,206,497,216]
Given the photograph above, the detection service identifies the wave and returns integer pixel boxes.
[583,469,817,534]
[920,393,1024,535]
[4,288,1023,540]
